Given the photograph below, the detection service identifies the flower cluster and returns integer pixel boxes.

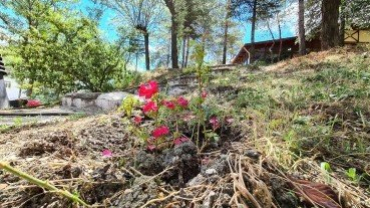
[136,80,193,150]
[138,81,158,99]
[102,79,233,156]
[27,100,42,108]
[101,79,229,157]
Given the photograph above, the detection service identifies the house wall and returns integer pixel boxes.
[344,29,370,43]
[3,77,27,100]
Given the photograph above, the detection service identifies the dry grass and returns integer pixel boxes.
[1,47,370,207]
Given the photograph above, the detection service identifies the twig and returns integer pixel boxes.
[0,162,90,207]
[140,190,180,208]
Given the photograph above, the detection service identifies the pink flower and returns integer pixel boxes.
[152,126,170,138]
[162,100,176,110]
[201,91,207,99]
[142,101,158,114]
[133,116,142,124]
[147,144,156,151]
[177,96,188,108]
[209,116,220,130]
[27,100,42,108]
[174,137,190,146]
[138,81,159,99]
[102,149,113,157]
[225,117,234,125]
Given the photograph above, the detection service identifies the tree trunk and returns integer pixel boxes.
[185,37,190,67]
[266,21,275,63]
[339,0,346,46]
[250,0,257,63]
[144,32,150,71]
[167,41,171,68]
[278,14,282,61]
[321,0,341,50]
[171,16,179,69]
[135,53,139,71]
[222,0,231,65]
[181,36,187,68]
[163,0,179,69]
[298,0,306,56]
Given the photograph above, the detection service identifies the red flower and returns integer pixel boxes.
[138,81,159,99]
[162,100,176,110]
[142,101,158,114]
[133,116,142,124]
[209,116,220,130]
[27,100,41,108]
[174,137,190,146]
[201,91,207,99]
[177,96,188,108]
[152,126,170,138]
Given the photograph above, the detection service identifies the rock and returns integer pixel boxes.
[95,92,132,111]
[201,155,228,177]
[186,174,206,187]
[135,141,200,186]
[62,92,101,109]
[205,169,217,176]
[113,176,158,208]
[362,52,369,59]
[202,191,217,208]
[244,149,261,159]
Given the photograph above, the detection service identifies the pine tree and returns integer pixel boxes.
[231,0,280,62]
[321,0,341,50]
[298,0,306,55]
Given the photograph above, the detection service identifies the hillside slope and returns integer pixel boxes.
[1,47,370,208]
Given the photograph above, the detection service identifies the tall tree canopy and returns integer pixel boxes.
[93,0,163,71]
[0,0,127,98]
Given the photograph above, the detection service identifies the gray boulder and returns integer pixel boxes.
[95,92,132,111]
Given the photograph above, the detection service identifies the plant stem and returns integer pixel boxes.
[0,162,90,207]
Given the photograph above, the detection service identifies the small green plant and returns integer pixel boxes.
[0,162,89,207]
[0,124,10,132]
[346,168,359,183]
[321,162,332,172]
[13,116,23,127]
[68,112,87,121]
[320,162,332,183]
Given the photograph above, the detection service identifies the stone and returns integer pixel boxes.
[95,92,132,111]
[205,169,217,176]
[186,174,206,187]
[62,92,101,109]
[244,149,261,159]
[202,191,217,208]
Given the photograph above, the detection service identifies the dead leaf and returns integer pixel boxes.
[0,183,8,190]
[289,177,341,208]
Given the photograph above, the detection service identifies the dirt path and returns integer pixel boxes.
[0,108,77,126]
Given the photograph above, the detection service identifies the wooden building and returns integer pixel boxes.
[232,29,370,65]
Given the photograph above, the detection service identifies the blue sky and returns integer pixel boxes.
[79,0,295,44]
[244,24,294,43]
[78,0,118,41]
